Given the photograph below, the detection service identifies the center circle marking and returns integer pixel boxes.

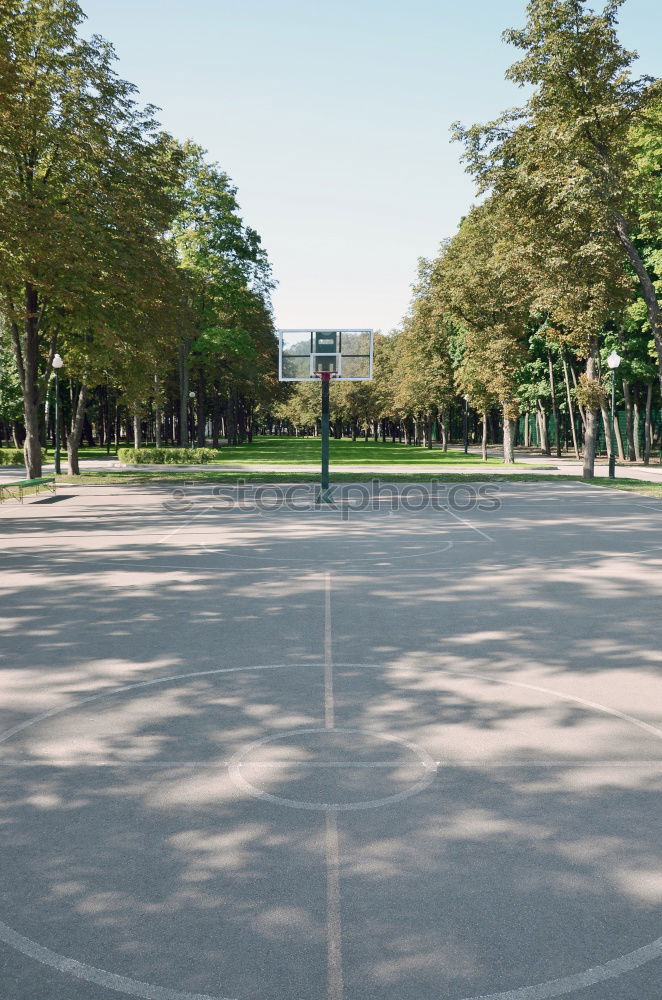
[227,726,437,811]
[1,662,662,1000]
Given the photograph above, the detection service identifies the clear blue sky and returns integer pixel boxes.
[82,0,661,334]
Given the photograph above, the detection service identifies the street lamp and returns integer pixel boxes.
[52,353,64,475]
[606,350,621,479]
[189,391,196,447]
[463,395,469,455]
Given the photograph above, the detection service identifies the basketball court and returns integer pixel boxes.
[2,479,662,999]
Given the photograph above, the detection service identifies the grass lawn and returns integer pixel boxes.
[36,439,512,465]
[216,437,515,465]
[53,469,662,499]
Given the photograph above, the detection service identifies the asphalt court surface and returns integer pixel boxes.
[2,481,662,999]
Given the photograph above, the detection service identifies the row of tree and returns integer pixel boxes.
[275,0,661,476]
[3,0,660,479]
[0,0,278,476]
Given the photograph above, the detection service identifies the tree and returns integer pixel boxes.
[453,0,662,398]
[433,202,531,462]
[169,143,274,447]
[393,260,455,448]
[0,0,182,476]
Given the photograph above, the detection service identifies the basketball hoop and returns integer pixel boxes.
[277,328,374,504]
[278,329,373,382]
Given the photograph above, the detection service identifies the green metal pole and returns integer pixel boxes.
[318,373,332,503]
[54,369,61,476]
[609,373,616,479]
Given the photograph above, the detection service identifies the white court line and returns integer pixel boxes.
[325,810,344,1000]
[0,920,229,1000]
[323,572,344,1000]
[324,572,334,729]
[3,662,662,998]
[443,505,495,542]
[156,504,212,543]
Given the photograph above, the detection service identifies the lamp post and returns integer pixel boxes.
[189,391,196,447]
[52,353,64,475]
[607,350,621,479]
[463,395,469,455]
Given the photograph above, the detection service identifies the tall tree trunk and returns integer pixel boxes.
[613,410,625,461]
[98,390,106,447]
[178,342,190,447]
[44,394,51,451]
[644,383,652,465]
[536,399,550,455]
[633,391,642,462]
[583,407,599,480]
[10,286,43,478]
[226,392,237,446]
[600,403,612,461]
[67,386,88,476]
[548,351,561,457]
[440,409,448,451]
[196,370,205,447]
[154,375,162,448]
[524,412,530,448]
[502,408,516,464]
[133,410,142,450]
[481,412,488,461]
[582,349,599,481]
[622,380,636,461]
[569,364,587,432]
[211,390,221,449]
[562,356,580,460]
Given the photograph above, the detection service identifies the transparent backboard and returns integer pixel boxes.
[278,330,373,381]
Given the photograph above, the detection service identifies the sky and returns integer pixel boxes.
[81,0,661,335]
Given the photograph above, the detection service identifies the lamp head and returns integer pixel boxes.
[52,353,64,370]
[606,350,622,370]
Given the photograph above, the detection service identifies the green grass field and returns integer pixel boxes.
[39,439,509,466]
[216,437,512,465]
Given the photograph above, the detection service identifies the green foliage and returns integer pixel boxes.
[0,335,23,423]
[391,259,455,420]
[452,0,660,367]
[274,383,320,430]
[575,373,607,410]
[0,0,188,475]
[171,142,276,407]
[117,447,221,465]
[433,199,530,416]
[0,448,26,465]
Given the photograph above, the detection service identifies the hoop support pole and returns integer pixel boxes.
[317,372,334,504]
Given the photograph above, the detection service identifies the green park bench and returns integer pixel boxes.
[0,476,56,503]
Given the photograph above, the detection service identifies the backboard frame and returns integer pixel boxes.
[278,329,374,382]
